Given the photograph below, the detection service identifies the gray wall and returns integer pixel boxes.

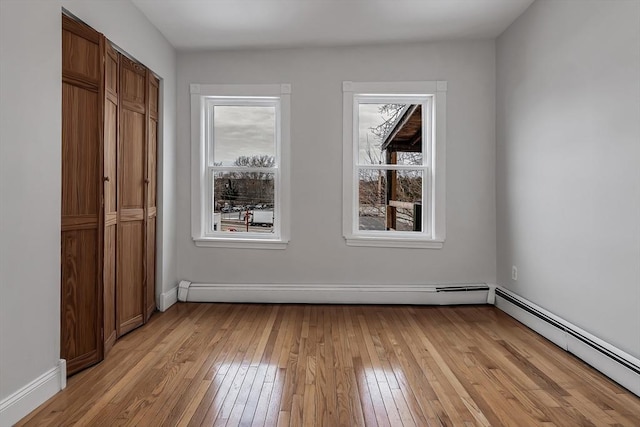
[177,42,497,285]
[0,0,177,401]
[496,0,640,358]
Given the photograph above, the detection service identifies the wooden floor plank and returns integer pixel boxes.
[17,304,640,426]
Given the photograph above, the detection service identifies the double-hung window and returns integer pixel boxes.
[191,83,291,249]
[342,81,447,248]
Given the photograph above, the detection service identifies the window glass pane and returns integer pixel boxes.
[213,105,276,166]
[213,171,275,233]
[358,103,423,166]
[358,169,422,232]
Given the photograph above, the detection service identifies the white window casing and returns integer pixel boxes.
[191,83,291,249]
[342,80,447,248]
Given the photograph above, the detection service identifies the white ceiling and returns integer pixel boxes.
[131,0,534,51]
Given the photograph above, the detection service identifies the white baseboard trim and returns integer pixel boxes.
[494,286,640,397]
[0,359,66,426]
[159,286,178,312]
[178,282,490,305]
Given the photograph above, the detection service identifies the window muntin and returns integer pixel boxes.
[191,83,291,248]
[343,81,446,248]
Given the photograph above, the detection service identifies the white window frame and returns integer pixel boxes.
[191,83,291,249]
[342,80,447,248]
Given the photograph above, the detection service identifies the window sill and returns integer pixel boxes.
[194,237,289,250]
[344,236,444,249]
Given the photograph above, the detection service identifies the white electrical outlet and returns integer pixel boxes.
[512,266,518,281]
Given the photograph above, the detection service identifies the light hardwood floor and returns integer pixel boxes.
[18,304,640,426]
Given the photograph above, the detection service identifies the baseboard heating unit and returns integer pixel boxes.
[176,281,490,306]
[494,286,640,397]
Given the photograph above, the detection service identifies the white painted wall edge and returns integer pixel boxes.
[159,286,178,312]
[178,282,489,305]
[494,286,640,397]
[0,359,66,426]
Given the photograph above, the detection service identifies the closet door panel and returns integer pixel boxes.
[103,225,116,350]
[61,84,99,216]
[116,56,146,337]
[61,229,100,373]
[145,75,159,320]
[103,42,118,354]
[117,221,145,335]
[148,123,157,209]
[62,29,100,86]
[104,102,118,211]
[120,110,145,208]
[146,216,156,319]
[121,65,145,107]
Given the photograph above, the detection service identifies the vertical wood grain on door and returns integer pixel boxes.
[61,15,104,375]
[103,42,118,355]
[146,73,159,320]
[117,55,146,337]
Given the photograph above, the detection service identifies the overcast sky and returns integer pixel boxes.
[359,103,387,165]
[214,105,275,165]
[212,103,404,166]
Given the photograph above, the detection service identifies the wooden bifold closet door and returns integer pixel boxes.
[115,54,159,336]
[146,73,159,322]
[103,42,119,354]
[61,14,158,375]
[116,55,147,336]
[61,15,105,376]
